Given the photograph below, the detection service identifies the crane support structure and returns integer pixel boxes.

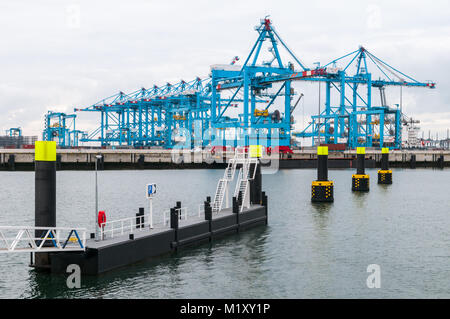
[43,111,84,147]
[43,18,435,150]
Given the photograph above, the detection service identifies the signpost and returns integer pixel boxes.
[146,183,156,228]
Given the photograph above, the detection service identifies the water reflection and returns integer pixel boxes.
[351,190,369,210]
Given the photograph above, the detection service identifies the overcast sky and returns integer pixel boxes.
[0,0,449,140]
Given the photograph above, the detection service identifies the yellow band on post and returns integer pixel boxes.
[317,146,328,155]
[35,141,56,162]
[312,181,333,186]
[249,145,262,158]
[382,147,389,154]
[356,147,365,155]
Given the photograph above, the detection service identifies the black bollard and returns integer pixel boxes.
[170,207,179,249]
[410,154,416,169]
[204,201,212,220]
[8,154,15,171]
[262,191,268,225]
[34,141,57,267]
[232,197,239,214]
[204,202,212,242]
[378,148,392,184]
[250,161,262,205]
[311,146,334,202]
[352,147,369,191]
[232,196,240,232]
[170,207,178,229]
[136,207,145,229]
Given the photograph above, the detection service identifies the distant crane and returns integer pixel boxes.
[47,18,436,150]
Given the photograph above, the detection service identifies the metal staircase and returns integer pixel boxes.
[233,156,258,212]
[212,149,258,213]
[212,159,237,213]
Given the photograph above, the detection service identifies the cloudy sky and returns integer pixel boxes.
[0,0,449,141]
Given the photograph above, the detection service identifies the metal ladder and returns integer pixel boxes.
[233,157,258,212]
[212,160,237,213]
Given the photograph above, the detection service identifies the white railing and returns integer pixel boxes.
[99,213,152,240]
[0,226,86,253]
[163,207,188,226]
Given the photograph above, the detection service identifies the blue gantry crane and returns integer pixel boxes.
[44,18,435,150]
[43,111,83,147]
[6,127,22,137]
[210,17,309,149]
[75,77,213,148]
[292,46,436,149]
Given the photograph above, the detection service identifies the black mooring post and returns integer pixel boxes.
[381,152,389,170]
[311,146,333,202]
[356,150,365,175]
[317,150,328,181]
[352,147,369,191]
[35,141,57,242]
[34,141,57,268]
[206,196,211,203]
[378,148,392,184]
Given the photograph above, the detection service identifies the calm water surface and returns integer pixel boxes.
[0,168,449,298]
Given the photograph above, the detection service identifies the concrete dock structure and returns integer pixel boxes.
[1,148,449,170]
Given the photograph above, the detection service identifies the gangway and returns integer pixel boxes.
[0,226,86,253]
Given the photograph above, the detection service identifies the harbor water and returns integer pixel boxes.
[0,168,449,298]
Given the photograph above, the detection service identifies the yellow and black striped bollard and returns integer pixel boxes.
[34,141,57,267]
[377,147,392,184]
[311,146,334,202]
[352,147,369,192]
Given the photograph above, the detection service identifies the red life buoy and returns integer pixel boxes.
[98,211,106,227]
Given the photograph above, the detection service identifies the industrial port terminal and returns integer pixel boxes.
[0,17,440,157]
[0,8,449,302]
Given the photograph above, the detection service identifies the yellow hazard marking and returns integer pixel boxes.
[312,181,334,186]
[352,174,369,179]
[249,145,262,158]
[356,147,365,154]
[382,147,389,154]
[35,141,56,162]
[317,146,328,155]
